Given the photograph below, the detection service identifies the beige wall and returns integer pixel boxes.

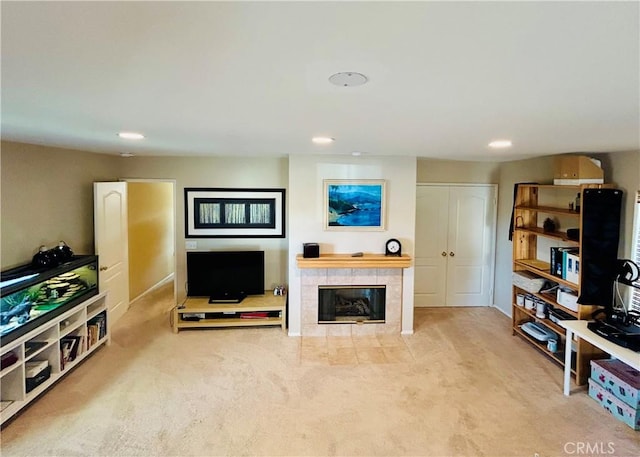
[417,158,500,184]
[120,156,289,301]
[494,156,556,315]
[127,181,175,301]
[0,141,122,268]
[1,143,287,307]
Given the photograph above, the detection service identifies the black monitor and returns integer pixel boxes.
[186,251,265,299]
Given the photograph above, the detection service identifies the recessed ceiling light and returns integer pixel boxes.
[118,132,145,140]
[312,137,335,144]
[329,72,368,87]
[488,140,512,148]
[351,151,363,156]
[120,152,135,158]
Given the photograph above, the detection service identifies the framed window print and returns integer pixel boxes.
[185,188,285,238]
[324,180,386,231]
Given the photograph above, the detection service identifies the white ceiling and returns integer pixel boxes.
[2,1,639,161]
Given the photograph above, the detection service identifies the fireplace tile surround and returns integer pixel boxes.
[299,267,404,337]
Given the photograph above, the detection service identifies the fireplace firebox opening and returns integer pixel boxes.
[318,285,386,324]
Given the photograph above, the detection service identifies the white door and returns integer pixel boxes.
[415,185,496,307]
[94,182,130,324]
[414,187,449,306]
[445,186,496,306]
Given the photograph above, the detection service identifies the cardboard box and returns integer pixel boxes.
[589,379,640,430]
[553,155,604,185]
[590,359,640,409]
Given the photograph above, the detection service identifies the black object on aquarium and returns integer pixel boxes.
[31,241,74,269]
[32,246,54,268]
[49,241,74,264]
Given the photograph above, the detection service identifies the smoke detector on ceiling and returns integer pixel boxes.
[329,72,368,87]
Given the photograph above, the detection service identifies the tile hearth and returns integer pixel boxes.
[299,334,414,366]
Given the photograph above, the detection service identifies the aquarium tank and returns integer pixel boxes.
[0,255,98,346]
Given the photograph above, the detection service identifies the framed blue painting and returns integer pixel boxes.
[324,180,386,231]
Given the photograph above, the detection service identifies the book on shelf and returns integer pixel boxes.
[240,312,269,319]
[25,341,48,357]
[87,313,107,347]
[61,340,71,359]
[87,325,97,347]
[60,335,84,369]
[550,247,579,280]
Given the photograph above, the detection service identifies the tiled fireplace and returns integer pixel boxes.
[297,254,410,336]
[318,285,386,323]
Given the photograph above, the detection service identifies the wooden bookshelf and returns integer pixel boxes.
[511,183,616,386]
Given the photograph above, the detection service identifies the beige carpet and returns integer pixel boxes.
[1,282,638,456]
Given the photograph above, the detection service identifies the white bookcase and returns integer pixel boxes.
[0,291,109,425]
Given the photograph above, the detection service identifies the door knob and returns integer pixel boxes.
[449,252,455,257]
[441,251,447,257]
[99,266,108,271]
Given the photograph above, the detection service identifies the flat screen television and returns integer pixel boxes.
[186,251,265,301]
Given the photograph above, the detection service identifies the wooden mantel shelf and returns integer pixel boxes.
[296,253,412,269]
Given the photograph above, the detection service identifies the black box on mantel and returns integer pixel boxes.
[303,243,320,258]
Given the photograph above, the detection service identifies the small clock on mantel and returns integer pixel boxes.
[385,238,402,256]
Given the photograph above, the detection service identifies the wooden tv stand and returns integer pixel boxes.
[172,292,286,333]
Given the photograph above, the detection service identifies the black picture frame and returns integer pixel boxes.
[185,188,285,238]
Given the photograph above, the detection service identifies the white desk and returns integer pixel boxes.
[558,320,640,396]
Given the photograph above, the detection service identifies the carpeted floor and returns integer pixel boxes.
[1,282,638,456]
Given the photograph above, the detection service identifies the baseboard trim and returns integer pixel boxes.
[493,303,511,318]
[130,273,175,306]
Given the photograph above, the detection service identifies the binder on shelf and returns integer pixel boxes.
[550,247,578,280]
[550,247,563,277]
[564,251,580,284]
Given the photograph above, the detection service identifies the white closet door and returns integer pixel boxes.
[414,186,449,307]
[445,186,495,306]
[414,185,496,307]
